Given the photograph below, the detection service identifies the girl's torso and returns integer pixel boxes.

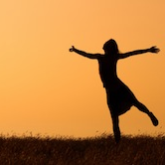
[98,54,122,89]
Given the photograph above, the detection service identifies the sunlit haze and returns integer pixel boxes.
[0,0,165,137]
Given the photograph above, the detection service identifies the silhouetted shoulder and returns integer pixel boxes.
[95,53,104,59]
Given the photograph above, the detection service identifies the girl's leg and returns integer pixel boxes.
[133,101,159,126]
[112,115,121,143]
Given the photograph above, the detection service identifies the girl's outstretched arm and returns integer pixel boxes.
[69,46,102,59]
[119,46,160,59]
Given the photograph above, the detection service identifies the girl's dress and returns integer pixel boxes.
[98,54,137,116]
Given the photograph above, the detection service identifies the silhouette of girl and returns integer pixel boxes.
[69,39,159,143]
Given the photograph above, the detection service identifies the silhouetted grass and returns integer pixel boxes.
[0,134,164,165]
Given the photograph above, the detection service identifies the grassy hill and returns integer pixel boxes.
[0,134,164,165]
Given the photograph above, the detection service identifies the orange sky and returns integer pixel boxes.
[0,0,164,137]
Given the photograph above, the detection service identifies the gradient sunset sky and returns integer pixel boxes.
[0,0,164,137]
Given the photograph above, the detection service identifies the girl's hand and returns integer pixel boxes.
[69,46,75,52]
[149,46,160,53]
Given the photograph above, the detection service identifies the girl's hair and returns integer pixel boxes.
[103,39,119,54]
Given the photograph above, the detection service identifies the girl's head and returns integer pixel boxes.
[103,39,119,54]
